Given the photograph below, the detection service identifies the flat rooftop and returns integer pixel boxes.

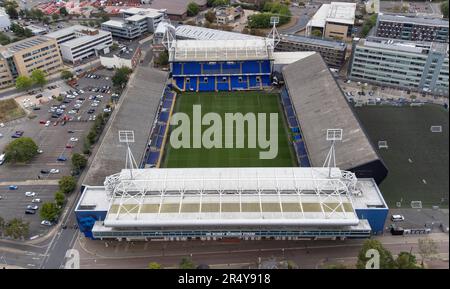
[280,34,347,50]
[170,39,274,62]
[83,66,167,186]
[0,36,52,57]
[147,0,207,16]
[282,53,381,171]
[361,37,448,55]
[308,2,356,27]
[102,20,126,28]
[378,13,449,27]
[274,51,316,65]
[175,25,265,41]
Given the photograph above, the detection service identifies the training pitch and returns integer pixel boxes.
[355,104,449,208]
[162,91,297,168]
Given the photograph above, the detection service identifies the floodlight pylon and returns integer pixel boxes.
[267,16,281,48]
[323,129,343,178]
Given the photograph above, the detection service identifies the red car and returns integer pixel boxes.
[39,120,46,124]
[65,144,74,149]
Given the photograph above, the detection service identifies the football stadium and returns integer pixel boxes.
[75,29,390,241]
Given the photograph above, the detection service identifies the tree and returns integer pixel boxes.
[40,202,59,222]
[112,66,132,88]
[323,263,347,269]
[60,7,69,17]
[395,252,420,269]
[31,69,47,87]
[361,14,378,37]
[418,238,438,267]
[356,239,395,269]
[43,16,50,25]
[441,0,449,18]
[205,10,216,23]
[148,262,162,269]
[55,191,65,207]
[4,218,29,240]
[311,29,322,37]
[59,176,77,194]
[154,51,169,67]
[15,75,33,91]
[179,257,196,269]
[111,43,119,51]
[0,216,5,237]
[52,13,60,22]
[0,32,11,45]
[61,70,74,80]
[4,137,39,163]
[187,2,200,17]
[71,153,87,172]
[4,0,19,19]
[88,20,96,27]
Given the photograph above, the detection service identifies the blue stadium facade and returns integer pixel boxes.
[169,39,274,92]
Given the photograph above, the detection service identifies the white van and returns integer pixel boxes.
[0,153,6,165]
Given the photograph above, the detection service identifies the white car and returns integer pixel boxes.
[73,92,78,96]
[50,169,60,174]
[70,137,78,142]
[25,192,36,197]
[68,110,77,114]
[74,104,81,109]
[45,120,51,127]
[27,204,39,210]
[32,198,41,203]
[37,149,43,154]
[0,123,5,128]
[91,103,98,107]
[41,220,52,226]
[391,215,405,222]
[103,108,112,113]
[96,95,104,98]
[79,89,85,94]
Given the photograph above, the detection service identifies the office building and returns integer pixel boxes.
[102,7,166,39]
[348,37,449,96]
[375,13,449,43]
[0,36,63,89]
[46,25,113,64]
[306,2,356,41]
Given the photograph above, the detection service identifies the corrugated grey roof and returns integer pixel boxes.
[282,53,379,170]
[378,13,449,27]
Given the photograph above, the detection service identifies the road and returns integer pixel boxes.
[279,4,318,35]
[75,234,449,269]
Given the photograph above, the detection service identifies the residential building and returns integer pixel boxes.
[46,25,113,64]
[0,36,63,89]
[306,2,356,41]
[0,7,11,32]
[277,34,347,69]
[101,7,166,39]
[375,13,449,43]
[348,37,449,96]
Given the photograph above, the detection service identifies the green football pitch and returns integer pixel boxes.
[162,91,297,168]
[355,104,449,208]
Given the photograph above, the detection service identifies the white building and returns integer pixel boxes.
[0,7,11,32]
[102,7,166,39]
[306,2,356,41]
[46,25,113,64]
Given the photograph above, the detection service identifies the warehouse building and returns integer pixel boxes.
[75,167,388,241]
[46,25,113,64]
[375,13,449,43]
[101,7,166,39]
[277,34,347,69]
[0,36,63,89]
[348,37,449,96]
[306,2,356,41]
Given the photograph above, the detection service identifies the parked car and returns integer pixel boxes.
[391,215,405,222]
[25,209,36,214]
[27,204,39,210]
[50,169,60,174]
[25,191,36,197]
[40,169,50,174]
[32,198,41,203]
[70,137,78,142]
[57,156,67,162]
[39,120,47,124]
[41,220,52,226]
[9,185,18,190]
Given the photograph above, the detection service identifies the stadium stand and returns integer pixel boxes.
[169,39,274,91]
[282,53,388,184]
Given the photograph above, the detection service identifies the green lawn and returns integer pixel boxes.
[355,105,449,208]
[162,91,296,168]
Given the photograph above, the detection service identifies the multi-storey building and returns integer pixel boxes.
[277,34,347,69]
[348,37,449,96]
[102,8,166,39]
[0,36,63,89]
[306,2,356,41]
[375,14,449,43]
[46,25,113,64]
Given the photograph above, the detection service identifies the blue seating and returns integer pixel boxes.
[294,141,307,157]
[159,111,169,122]
[285,106,295,118]
[299,156,311,167]
[158,123,167,136]
[146,151,160,165]
[163,99,173,109]
[183,62,201,75]
[156,136,163,149]
[293,134,302,141]
[291,127,300,133]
